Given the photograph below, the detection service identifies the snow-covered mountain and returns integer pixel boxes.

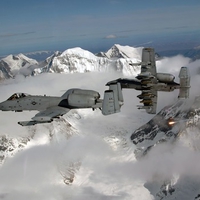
[33,45,142,76]
[131,99,188,158]
[96,44,143,59]
[130,96,200,200]
[0,44,142,79]
[0,54,38,79]
[0,45,200,199]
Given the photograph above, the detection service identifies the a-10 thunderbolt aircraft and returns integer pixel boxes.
[106,47,190,114]
[0,83,123,126]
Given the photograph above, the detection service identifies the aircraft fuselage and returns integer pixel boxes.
[0,96,62,111]
[0,89,101,112]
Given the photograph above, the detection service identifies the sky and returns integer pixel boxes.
[1,0,200,55]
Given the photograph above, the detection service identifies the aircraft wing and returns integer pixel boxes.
[18,106,70,126]
[146,89,157,114]
[140,48,156,76]
[32,106,69,122]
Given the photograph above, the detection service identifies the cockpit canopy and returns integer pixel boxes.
[7,93,30,101]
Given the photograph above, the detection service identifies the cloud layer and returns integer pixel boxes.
[0,55,200,199]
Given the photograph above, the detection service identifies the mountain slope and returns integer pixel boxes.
[0,54,38,79]
[130,96,200,200]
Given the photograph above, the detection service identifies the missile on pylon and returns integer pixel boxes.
[139,99,153,105]
[137,93,155,99]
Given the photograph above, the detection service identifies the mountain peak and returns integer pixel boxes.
[3,53,37,67]
[100,44,143,59]
[61,47,96,60]
[0,53,38,79]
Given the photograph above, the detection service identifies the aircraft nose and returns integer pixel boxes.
[0,102,7,111]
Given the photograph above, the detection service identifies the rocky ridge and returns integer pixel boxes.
[131,96,200,200]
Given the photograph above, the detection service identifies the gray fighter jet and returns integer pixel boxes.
[0,83,123,126]
[106,48,190,114]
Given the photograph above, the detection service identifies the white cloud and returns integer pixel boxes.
[156,55,191,80]
[105,34,117,39]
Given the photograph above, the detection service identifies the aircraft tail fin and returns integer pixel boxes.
[102,83,123,115]
[141,48,156,76]
[178,66,190,99]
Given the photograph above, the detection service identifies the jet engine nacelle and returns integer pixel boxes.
[62,89,100,99]
[68,93,96,107]
[156,73,175,83]
[136,72,153,80]
[61,89,100,108]
[72,89,100,99]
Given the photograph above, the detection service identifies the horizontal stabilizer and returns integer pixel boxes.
[18,120,52,126]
